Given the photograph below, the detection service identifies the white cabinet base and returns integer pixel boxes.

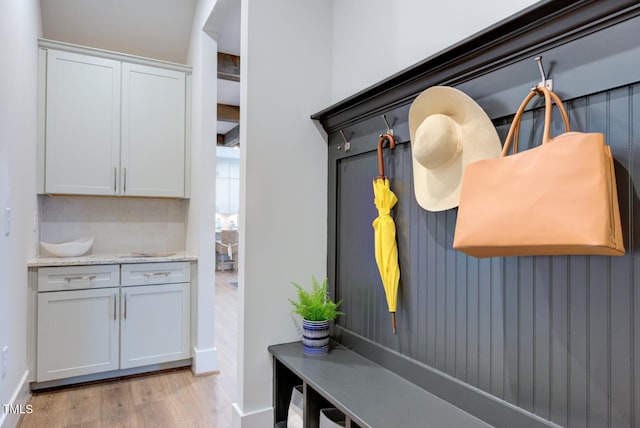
[37,287,119,382]
[120,283,190,369]
[33,262,194,387]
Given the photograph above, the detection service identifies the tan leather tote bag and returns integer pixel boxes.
[453,86,625,258]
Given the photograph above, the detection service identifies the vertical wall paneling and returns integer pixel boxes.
[467,254,479,388]
[427,208,437,366]
[416,177,429,363]
[445,213,457,377]
[319,5,640,427]
[534,256,551,420]
[569,254,590,428]
[397,142,415,356]
[504,256,519,405]
[608,85,633,428]
[435,211,447,371]
[455,244,468,380]
[518,256,535,414]
[587,93,611,428]
[328,86,640,427]
[550,256,569,427]
[569,98,592,428]
[490,256,504,398]
[478,258,492,393]
[632,83,640,428]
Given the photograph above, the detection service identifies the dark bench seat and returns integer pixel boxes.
[269,341,491,428]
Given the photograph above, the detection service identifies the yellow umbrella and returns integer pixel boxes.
[372,133,400,334]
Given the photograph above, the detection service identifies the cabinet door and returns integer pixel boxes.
[229,178,240,214]
[216,177,231,213]
[37,287,119,382]
[121,63,186,197]
[216,159,230,178]
[45,49,121,195]
[120,283,190,369]
[229,160,240,179]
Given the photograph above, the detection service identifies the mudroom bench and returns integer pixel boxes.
[269,342,490,428]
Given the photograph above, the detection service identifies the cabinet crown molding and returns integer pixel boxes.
[38,38,192,74]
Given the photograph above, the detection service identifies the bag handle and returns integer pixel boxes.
[501,86,571,157]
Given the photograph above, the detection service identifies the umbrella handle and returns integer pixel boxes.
[391,312,397,334]
[377,133,396,178]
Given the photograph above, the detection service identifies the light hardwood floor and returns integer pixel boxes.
[19,270,239,428]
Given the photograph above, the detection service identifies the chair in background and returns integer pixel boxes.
[216,229,238,271]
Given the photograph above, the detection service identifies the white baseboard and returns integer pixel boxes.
[232,403,273,428]
[0,370,31,428]
[191,346,217,375]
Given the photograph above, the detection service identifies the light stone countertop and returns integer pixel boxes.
[27,251,198,267]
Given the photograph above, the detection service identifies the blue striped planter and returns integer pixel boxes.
[302,319,330,355]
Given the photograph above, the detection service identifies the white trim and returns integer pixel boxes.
[38,39,192,73]
[36,48,46,194]
[0,370,31,428]
[184,74,192,198]
[191,346,217,375]
[232,403,273,428]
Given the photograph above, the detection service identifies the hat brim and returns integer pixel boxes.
[409,86,502,212]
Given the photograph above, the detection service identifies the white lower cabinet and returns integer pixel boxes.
[35,262,191,383]
[120,282,190,369]
[37,287,120,382]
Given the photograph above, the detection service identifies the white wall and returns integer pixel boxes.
[232,0,332,426]
[186,0,219,375]
[0,0,41,426]
[331,0,539,102]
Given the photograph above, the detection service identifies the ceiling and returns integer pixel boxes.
[39,0,241,142]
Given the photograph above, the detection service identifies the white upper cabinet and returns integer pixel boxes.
[215,154,240,214]
[40,43,190,198]
[44,50,121,195]
[121,63,186,197]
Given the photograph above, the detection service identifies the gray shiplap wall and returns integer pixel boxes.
[332,85,639,427]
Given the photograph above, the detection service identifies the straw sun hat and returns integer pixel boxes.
[409,86,502,212]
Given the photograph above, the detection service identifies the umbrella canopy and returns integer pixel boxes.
[372,133,400,333]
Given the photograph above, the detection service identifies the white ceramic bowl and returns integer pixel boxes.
[40,236,94,257]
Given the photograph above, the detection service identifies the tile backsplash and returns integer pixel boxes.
[38,196,187,255]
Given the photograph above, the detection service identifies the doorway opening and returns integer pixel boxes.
[205,0,241,405]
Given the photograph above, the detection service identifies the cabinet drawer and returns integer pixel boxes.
[121,262,190,286]
[38,265,120,292]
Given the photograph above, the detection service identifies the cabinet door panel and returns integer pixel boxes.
[121,63,186,197]
[229,160,239,179]
[229,178,240,214]
[37,288,119,382]
[120,283,190,369]
[45,50,121,195]
[216,177,231,213]
[216,160,230,178]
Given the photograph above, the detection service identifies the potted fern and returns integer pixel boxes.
[289,276,343,355]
